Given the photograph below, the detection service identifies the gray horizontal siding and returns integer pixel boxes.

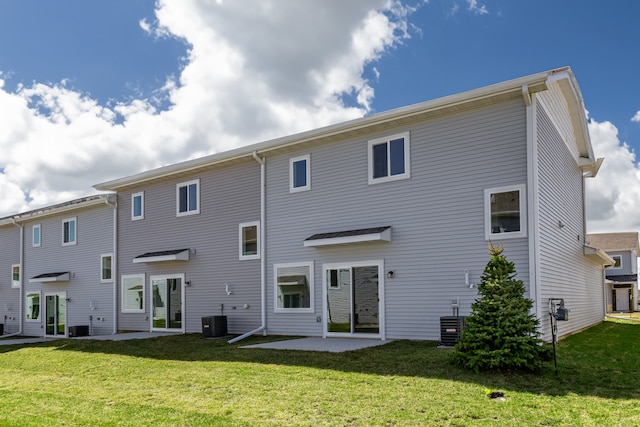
[0,226,21,334]
[536,99,604,341]
[22,204,115,336]
[117,158,262,334]
[265,98,530,340]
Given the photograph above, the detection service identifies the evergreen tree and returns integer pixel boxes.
[452,244,545,372]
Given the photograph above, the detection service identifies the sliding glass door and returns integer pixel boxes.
[150,275,184,331]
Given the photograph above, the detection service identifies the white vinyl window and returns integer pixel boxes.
[26,291,41,321]
[121,274,145,313]
[610,255,622,270]
[11,264,21,288]
[101,253,113,283]
[239,221,260,260]
[33,224,41,247]
[290,154,311,192]
[274,262,314,313]
[62,217,77,246]
[368,132,411,184]
[132,192,144,220]
[176,179,200,216]
[485,184,527,240]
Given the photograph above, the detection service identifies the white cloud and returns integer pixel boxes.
[0,0,415,217]
[586,118,640,232]
[467,0,489,15]
[632,111,640,122]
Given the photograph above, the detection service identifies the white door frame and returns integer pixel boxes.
[44,291,67,338]
[149,274,185,333]
[322,260,385,340]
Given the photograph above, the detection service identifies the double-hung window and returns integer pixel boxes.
[132,192,144,220]
[176,179,200,216]
[32,224,41,247]
[484,184,527,240]
[368,132,411,184]
[610,255,622,269]
[101,253,113,283]
[290,155,310,192]
[11,264,20,288]
[239,222,260,260]
[121,274,145,313]
[26,292,40,321]
[62,217,77,246]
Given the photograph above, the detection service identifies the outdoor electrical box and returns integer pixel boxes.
[555,307,569,321]
[549,299,569,321]
[439,316,466,347]
[202,315,227,338]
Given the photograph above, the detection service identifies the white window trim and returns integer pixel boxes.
[176,179,200,217]
[290,154,311,193]
[609,255,623,270]
[26,290,41,322]
[484,184,527,240]
[131,192,145,220]
[274,261,314,314]
[32,224,41,247]
[239,221,261,260]
[101,253,114,283]
[11,264,21,289]
[62,217,77,246]
[121,274,145,313]
[368,131,411,185]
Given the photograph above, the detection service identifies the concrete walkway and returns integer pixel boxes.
[0,332,180,346]
[240,337,391,353]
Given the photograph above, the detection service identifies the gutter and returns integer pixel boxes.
[228,152,267,344]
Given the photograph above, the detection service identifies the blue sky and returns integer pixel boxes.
[0,0,639,231]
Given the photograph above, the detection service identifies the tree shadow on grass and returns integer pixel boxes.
[3,321,639,401]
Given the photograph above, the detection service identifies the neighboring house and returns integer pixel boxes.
[0,195,116,338]
[94,158,263,335]
[587,232,639,312]
[95,66,610,342]
[0,222,21,335]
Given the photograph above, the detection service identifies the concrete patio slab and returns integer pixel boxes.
[0,332,180,345]
[240,337,391,353]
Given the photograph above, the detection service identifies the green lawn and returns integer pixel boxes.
[0,320,638,426]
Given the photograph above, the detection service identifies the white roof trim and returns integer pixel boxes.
[29,272,70,283]
[304,228,391,247]
[584,246,615,266]
[133,249,190,264]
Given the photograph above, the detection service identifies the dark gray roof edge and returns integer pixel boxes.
[134,248,190,259]
[305,226,391,241]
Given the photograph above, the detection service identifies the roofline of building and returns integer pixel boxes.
[95,67,590,191]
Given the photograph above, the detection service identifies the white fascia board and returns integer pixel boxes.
[132,250,190,264]
[8,194,115,223]
[584,246,616,266]
[304,228,391,247]
[29,273,70,283]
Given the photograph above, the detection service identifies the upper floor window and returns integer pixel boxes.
[176,179,200,216]
[62,217,77,246]
[484,185,527,240]
[368,132,411,184]
[239,222,260,260]
[290,155,310,192]
[11,264,20,288]
[610,255,622,269]
[32,224,41,247]
[132,192,144,220]
[101,253,113,283]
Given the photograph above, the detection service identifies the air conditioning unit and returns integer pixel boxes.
[201,316,228,338]
[68,325,89,337]
[440,316,466,347]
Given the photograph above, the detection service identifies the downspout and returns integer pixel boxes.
[7,219,24,337]
[104,197,118,335]
[524,84,542,322]
[228,151,266,343]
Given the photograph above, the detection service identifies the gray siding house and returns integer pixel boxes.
[95,159,263,335]
[0,223,21,335]
[587,232,639,312]
[0,195,116,337]
[95,67,609,342]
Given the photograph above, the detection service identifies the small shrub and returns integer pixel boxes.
[452,244,546,372]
